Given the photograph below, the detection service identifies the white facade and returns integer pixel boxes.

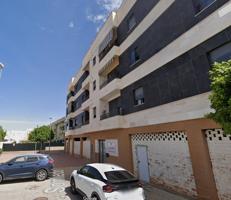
[131,132,197,197]
[205,129,231,200]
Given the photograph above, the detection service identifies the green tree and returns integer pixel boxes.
[28,125,54,150]
[207,60,231,134]
[0,126,6,141]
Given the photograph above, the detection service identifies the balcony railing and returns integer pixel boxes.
[82,120,89,126]
[67,91,75,102]
[100,79,111,90]
[100,108,123,120]
[99,28,117,61]
[100,75,120,89]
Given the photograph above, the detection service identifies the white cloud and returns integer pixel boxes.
[97,0,123,13]
[0,119,47,133]
[69,21,75,28]
[86,0,123,30]
[6,129,32,143]
[87,14,107,23]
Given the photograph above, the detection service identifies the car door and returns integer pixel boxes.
[86,167,105,198]
[23,156,40,177]
[4,156,27,179]
[76,166,90,195]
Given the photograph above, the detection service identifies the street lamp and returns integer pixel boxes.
[49,117,53,152]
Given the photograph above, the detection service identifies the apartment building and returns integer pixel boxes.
[51,117,65,142]
[65,0,231,199]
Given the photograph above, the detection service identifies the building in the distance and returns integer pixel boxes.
[65,0,231,199]
[51,117,65,142]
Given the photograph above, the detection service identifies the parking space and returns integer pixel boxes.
[0,151,191,200]
[0,169,79,200]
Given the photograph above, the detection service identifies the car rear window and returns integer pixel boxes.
[39,156,46,160]
[104,170,137,183]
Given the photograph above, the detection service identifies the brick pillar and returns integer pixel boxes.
[187,126,219,200]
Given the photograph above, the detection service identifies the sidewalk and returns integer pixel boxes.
[144,184,192,200]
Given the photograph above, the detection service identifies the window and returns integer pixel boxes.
[93,80,96,91]
[127,14,136,32]
[87,167,103,180]
[93,56,96,66]
[130,47,140,66]
[75,118,79,127]
[209,42,231,64]
[93,107,96,118]
[79,166,90,176]
[39,156,46,160]
[26,156,38,162]
[193,0,216,13]
[134,87,144,106]
[105,170,137,183]
[13,156,26,163]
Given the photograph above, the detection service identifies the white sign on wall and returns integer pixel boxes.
[105,139,119,157]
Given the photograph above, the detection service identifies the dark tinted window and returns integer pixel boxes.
[79,166,90,176]
[93,56,96,66]
[133,87,144,106]
[26,156,38,162]
[93,80,96,91]
[105,170,136,183]
[209,42,231,64]
[93,107,96,118]
[87,167,103,180]
[127,14,136,31]
[130,47,140,65]
[193,0,216,13]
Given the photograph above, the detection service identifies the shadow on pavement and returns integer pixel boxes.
[64,187,83,200]
[1,178,36,185]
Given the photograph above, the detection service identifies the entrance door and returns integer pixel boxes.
[136,145,150,182]
[98,140,106,163]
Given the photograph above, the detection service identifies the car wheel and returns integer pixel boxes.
[36,169,48,181]
[0,173,3,183]
[70,178,77,194]
[91,194,101,200]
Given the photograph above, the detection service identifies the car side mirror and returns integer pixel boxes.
[76,170,80,174]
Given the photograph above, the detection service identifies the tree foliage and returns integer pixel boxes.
[0,126,6,141]
[207,60,231,134]
[28,125,54,143]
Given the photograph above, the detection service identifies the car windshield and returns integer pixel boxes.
[104,170,137,183]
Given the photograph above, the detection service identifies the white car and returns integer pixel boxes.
[70,163,145,200]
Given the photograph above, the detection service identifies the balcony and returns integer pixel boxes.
[98,46,120,77]
[82,75,90,90]
[81,99,90,111]
[99,28,117,61]
[67,91,75,102]
[100,108,123,120]
[83,61,90,71]
[99,78,121,101]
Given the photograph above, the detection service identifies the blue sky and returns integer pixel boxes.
[0,0,123,134]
